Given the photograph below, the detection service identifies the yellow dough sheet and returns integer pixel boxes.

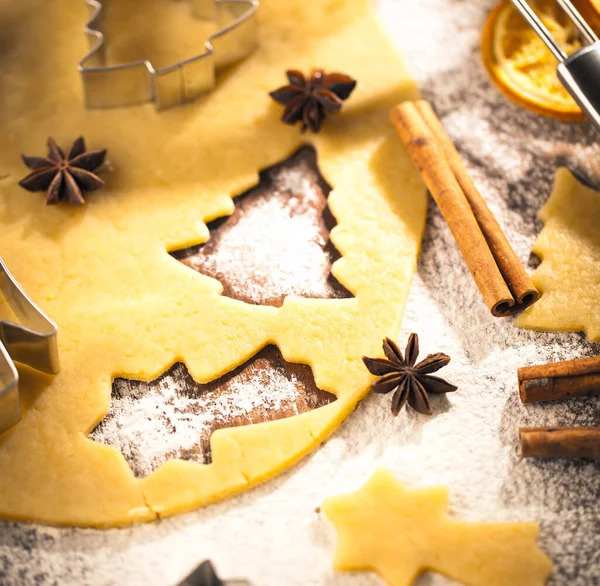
[322,468,553,586]
[0,0,426,526]
[517,168,600,341]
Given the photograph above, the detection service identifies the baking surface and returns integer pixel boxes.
[0,0,426,527]
[1,0,600,584]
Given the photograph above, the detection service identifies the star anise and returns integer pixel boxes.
[269,69,357,133]
[19,137,107,205]
[363,334,457,416]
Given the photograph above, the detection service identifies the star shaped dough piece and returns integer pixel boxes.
[321,468,553,586]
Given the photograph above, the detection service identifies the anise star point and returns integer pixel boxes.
[363,333,457,416]
[269,69,357,133]
[19,137,107,206]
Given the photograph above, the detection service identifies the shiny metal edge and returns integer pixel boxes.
[0,258,60,435]
[78,0,259,110]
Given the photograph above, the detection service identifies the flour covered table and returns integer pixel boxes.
[1,0,599,585]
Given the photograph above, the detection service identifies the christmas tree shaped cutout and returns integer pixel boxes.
[172,145,353,307]
[92,345,336,477]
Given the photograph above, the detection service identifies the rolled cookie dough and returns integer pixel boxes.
[322,468,553,586]
[0,0,426,526]
[517,168,600,341]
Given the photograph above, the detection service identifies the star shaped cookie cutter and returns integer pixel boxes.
[0,258,60,435]
[78,0,259,110]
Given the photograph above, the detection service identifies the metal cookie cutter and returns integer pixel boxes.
[78,0,259,110]
[176,560,251,586]
[0,258,60,435]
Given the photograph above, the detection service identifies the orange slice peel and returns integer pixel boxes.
[481,0,597,121]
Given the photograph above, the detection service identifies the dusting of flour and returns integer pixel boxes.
[90,363,306,477]
[198,187,331,305]
[177,147,351,307]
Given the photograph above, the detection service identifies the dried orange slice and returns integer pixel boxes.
[482,0,588,121]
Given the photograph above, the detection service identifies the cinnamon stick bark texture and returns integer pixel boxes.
[519,355,600,403]
[390,100,539,317]
[520,427,600,460]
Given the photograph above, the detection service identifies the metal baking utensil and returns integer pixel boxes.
[510,0,600,133]
[79,0,259,110]
[176,560,251,586]
[0,258,60,435]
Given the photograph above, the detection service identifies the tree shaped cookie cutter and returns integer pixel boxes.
[78,0,259,110]
[0,258,60,435]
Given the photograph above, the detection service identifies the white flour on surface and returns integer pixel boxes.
[2,2,600,586]
[179,149,350,306]
[90,363,306,478]
[198,192,332,304]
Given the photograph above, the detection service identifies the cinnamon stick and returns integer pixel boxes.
[518,355,600,403]
[390,100,539,317]
[520,427,600,460]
